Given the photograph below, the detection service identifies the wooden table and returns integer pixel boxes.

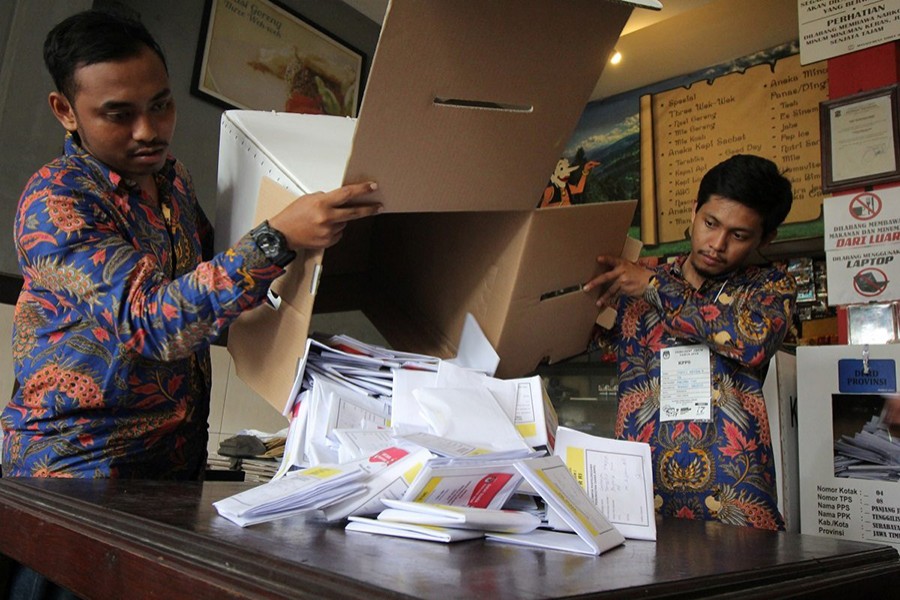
[1,478,898,599]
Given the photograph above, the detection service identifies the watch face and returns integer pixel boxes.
[252,222,295,267]
[256,231,281,257]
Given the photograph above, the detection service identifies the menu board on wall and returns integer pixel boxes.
[639,53,829,245]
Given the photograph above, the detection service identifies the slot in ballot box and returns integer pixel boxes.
[215,0,658,412]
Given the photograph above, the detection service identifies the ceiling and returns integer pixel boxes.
[341,0,800,100]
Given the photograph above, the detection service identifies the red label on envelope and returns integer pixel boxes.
[468,473,513,508]
[369,447,408,465]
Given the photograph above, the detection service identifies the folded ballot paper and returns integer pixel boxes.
[401,454,538,509]
[317,444,434,522]
[215,442,428,526]
[213,461,368,527]
[346,517,484,543]
[486,456,626,556]
[345,499,541,543]
[411,386,533,453]
[432,361,558,449]
[550,426,656,541]
[391,359,557,451]
[380,499,542,532]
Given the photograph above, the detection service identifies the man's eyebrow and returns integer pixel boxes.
[99,89,171,110]
[703,213,756,234]
[151,88,172,102]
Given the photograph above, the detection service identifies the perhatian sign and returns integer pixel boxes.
[799,0,900,65]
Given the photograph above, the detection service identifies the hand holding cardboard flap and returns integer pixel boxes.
[268,180,381,251]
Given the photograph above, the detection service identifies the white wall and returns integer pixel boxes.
[0,304,13,415]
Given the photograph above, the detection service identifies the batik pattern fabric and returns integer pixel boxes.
[608,256,796,530]
[2,133,283,479]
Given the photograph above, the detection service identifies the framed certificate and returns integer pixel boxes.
[820,84,900,194]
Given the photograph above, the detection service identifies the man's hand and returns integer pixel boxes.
[583,255,654,308]
[269,181,382,250]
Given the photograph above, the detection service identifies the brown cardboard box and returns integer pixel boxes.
[217,0,654,411]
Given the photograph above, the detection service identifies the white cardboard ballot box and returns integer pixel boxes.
[762,351,799,533]
[216,0,656,411]
[797,345,900,550]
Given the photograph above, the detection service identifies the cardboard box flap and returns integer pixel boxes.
[366,200,638,378]
[367,210,531,359]
[227,184,637,407]
[343,0,635,212]
[227,178,324,408]
[497,200,638,375]
[216,112,354,251]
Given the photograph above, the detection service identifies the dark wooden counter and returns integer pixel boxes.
[1,477,898,599]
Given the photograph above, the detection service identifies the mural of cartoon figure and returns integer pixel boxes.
[538,157,600,208]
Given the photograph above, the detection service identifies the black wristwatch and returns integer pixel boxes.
[249,220,296,267]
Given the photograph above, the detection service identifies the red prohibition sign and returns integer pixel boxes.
[853,267,889,297]
[848,193,882,221]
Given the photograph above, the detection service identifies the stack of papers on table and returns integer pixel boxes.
[273,333,441,478]
[213,325,655,554]
[346,455,627,555]
[276,315,556,478]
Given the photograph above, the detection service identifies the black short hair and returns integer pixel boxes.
[696,154,793,238]
[44,9,167,100]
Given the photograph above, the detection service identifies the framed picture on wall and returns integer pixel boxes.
[192,0,365,116]
[820,84,900,194]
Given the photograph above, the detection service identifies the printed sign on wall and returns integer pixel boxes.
[799,0,900,65]
[824,189,900,304]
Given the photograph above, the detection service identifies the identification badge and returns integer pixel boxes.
[660,345,711,422]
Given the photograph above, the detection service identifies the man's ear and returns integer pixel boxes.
[48,92,78,132]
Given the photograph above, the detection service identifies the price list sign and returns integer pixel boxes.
[640,54,828,244]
